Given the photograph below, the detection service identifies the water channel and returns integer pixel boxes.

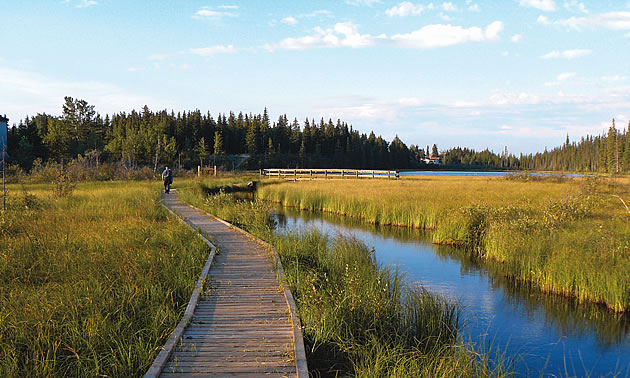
[270,207,630,376]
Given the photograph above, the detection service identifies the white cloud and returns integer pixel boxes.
[519,0,556,11]
[346,0,380,6]
[196,10,222,17]
[490,92,542,105]
[218,5,238,9]
[557,72,576,80]
[468,4,480,12]
[189,45,236,56]
[537,15,550,24]
[264,22,376,50]
[540,49,591,59]
[563,0,587,13]
[502,51,510,56]
[511,34,524,42]
[193,7,237,19]
[453,100,481,107]
[548,12,630,30]
[439,13,453,21]
[442,2,457,11]
[391,21,503,49]
[282,16,298,25]
[602,75,627,82]
[306,10,332,17]
[62,0,96,8]
[386,2,426,17]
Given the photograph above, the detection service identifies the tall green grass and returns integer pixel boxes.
[0,181,209,376]
[178,180,514,377]
[257,176,630,312]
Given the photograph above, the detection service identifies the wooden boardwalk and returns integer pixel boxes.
[261,168,400,180]
[145,191,307,377]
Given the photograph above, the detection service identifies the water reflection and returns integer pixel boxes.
[271,206,630,376]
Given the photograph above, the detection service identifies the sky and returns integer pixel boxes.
[1,0,630,154]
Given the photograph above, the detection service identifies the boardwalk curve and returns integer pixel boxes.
[145,190,307,377]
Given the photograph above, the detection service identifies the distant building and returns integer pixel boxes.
[422,154,441,165]
[0,114,8,165]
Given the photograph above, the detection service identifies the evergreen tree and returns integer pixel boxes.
[607,119,619,173]
[195,137,209,167]
[624,122,630,172]
[213,131,224,156]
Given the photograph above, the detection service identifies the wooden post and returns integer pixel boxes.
[214,165,217,177]
[294,169,297,180]
[388,171,390,179]
[198,165,201,177]
[356,170,359,179]
[325,169,328,179]
[372,170,375,179]
[310,170,312,179]
[341,170,344,179]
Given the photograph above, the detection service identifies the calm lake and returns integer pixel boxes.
[271,207,630,377]
[400,170,590,177]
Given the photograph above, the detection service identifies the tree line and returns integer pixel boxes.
[4,97,628,173]
[424,119,630,173]
[5,97,436,171]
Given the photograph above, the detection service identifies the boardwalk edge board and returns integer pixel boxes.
[144,191,218,378]
[145,190,308,378]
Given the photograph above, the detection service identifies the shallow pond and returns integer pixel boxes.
[272,207,630,377]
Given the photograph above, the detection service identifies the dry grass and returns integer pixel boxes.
[0,181,209,376]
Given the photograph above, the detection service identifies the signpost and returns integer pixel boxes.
[1,114,8,211]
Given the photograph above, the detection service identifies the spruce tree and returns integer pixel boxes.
[213,131,224,157]
[607,119,619,173]
[624,122,630,172]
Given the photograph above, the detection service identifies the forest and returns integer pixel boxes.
[4,97,629,173]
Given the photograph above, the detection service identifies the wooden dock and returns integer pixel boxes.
[261,168,399,180]
[145,191,307,377]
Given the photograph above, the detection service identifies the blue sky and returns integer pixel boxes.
[1,0,630,154]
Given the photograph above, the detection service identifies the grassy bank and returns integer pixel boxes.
[0,181,209,376]
[257,175,630,312]
[178,180,512,377]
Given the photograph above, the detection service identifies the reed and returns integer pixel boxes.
[178,179,513,377]
[0,181,209,376]
[257,175,630,312]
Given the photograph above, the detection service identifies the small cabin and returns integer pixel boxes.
[422,154,441,165]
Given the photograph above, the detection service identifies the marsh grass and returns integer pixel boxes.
[0,181,209,376]
[179,178,513,377]
[257,176,630,312]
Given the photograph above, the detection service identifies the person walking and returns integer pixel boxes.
[162,166,173,193]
